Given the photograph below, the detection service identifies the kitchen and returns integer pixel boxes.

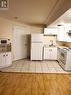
[0,0,71,95]
[0,9,71,72]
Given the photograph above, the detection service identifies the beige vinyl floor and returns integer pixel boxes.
[0,59,71,73]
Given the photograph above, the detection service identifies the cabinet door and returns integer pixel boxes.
[50,48,57,60]
[31,43,43,60]
[0,53,6,68]
[57,27,65,41]
[64,27,71,42]
[44,48,50,59]
[44,28,58,35]
[57,26,71,42]
[6,52,12,66]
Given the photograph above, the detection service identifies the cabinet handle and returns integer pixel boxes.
[49,49,52,51]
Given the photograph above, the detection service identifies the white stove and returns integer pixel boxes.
[68,48,71,51]
[58,47,71,71]
[62,47,71,52]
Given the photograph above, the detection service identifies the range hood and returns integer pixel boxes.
[69,30,71,33]
[68,30,71,36]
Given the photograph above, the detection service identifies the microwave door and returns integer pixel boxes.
[1,40,7,44]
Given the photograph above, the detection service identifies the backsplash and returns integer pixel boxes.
[0,44,11,52]
[43,35,57,46]
[43,35,67,47]
[65,42,71,47]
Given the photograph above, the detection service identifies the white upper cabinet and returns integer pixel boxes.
[57,26,71,42]
[64,26,71,42]
[44,27,58,35]
[57,26,65,41]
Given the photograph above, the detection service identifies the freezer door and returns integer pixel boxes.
[31,43,43,60]
[31,34,43,43]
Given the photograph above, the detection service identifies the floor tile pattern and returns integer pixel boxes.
[1,59,71,73]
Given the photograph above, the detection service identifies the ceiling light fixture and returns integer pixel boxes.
[14,16,18,20]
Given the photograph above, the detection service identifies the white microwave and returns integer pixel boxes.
[0,39,11,44]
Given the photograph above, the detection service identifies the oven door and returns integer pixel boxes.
[59,50,67,65]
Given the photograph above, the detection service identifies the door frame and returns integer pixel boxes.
[12,25,28,61]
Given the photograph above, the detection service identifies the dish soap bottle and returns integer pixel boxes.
[49,40,53,46]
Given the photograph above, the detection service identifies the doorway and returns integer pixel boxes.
[12,26,30,61]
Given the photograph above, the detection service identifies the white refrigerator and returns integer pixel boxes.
[30,34,43,60]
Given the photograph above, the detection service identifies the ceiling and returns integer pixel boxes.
[0,0,71,26]
[48,8,71,27]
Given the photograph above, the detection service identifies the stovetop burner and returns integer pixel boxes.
[68,47,71,49]
[63,48,71,51]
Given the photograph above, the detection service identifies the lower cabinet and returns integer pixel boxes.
[44,47,57,60]
[0,52,12,68]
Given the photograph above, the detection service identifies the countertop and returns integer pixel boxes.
[0,51,11,53]
[44,44,67,49]
[44,44,56,48]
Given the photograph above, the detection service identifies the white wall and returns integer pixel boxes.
[0,17,43,40]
